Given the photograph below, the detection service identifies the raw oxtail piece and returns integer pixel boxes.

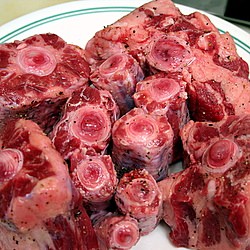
[133,72,189,163]
[93,213,140,250]
[0,33,90,132]
[0,118,98,249]
[115,169,163,235]
[112,108,174,180]
[84,0,182,71]
[180,115,248,168]
[51,86,119,159]
[185,48,250,122]
[158,114,250,250]
[90,53,144,115]
[70,153,118,211]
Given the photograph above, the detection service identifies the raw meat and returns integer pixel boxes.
[180,115,248,167]
[93,212,140,250]
[133,71,189,162]
[112,108,174,180]
[0,118,98,249]
[90,53,144,115]
[185,48,250,122]
[51,86,119,160]
[158,115,250,249]
[85,0,250,124]
[70,152,118,211]
[115,169,163,236]
[0,33,90,132]
[84,0,183,70]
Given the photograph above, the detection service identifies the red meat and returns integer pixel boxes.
[158,115,250,250]
[112,108,174,180]
[90,53,144,114]
[133,72,189,162]
[0,118,98,249]
[115,169,163,236]
[93,212,140,250]
[70,153,118,211]
[0,33,90,132]
[51,86,119,159]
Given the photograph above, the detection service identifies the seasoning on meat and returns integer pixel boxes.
[93,212,140,250]
[70,153,118,211]
[159,115,250,250]
[90,53,144,115]
[0,33,90,133]
[112,108,174,180]
[0,119,98,249]
[115,169,163,235]
[51,86,119,159]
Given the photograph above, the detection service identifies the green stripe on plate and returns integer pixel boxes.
[0,6,249,55]
[0,6,134,43]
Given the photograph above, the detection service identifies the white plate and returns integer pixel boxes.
[0,1,249,250]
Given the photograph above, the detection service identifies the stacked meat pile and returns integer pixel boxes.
[0,0,250,249]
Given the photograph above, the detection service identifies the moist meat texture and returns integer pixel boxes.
[0,33,90,132]
[158,115,250,250]
[0,0,250,249]
[0,119,98,250]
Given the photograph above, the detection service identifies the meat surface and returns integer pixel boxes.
[180,115,248,167]
[185,48,250,122]
[85,0,250,124]
[158,115,250,250]
[0,0,250,249]
[93,212,140,250]
[0,33,90,132]
[115,169,163,236]
[84,0,183,70]
[0,118,98,249]
[90,53,144,115]
[51,86,119,160]
[70,153,118,211]
[112,108,174,180]
[133,72,189,162]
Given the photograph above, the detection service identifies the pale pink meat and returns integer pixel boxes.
[0,118,99,249]
[93,213,140,250]
[70,153,118,211]
[0,148,23,185]
[90,53,144,114]
[180,115,248,167]
[185,48,250,122]
[115,169,163,236]
[0,119,72,231]
[112,108,174,180]
[51,86,119,159]
[145,34,194,73]
[133,71,189,162]
[85,0,181,64]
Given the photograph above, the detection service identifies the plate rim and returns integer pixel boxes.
[0,0,249,56]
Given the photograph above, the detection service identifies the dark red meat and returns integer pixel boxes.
[133,72,189,162]
[70,152,118,211]
[112,108,174,180]
[115,169,163,236]
[180,115,248,167]
[51,86,119,159]
[90,53,144,115]
[185,48,250,122]
[0,33,90,132]
[159,115,250,250]
[0,118,98,249]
